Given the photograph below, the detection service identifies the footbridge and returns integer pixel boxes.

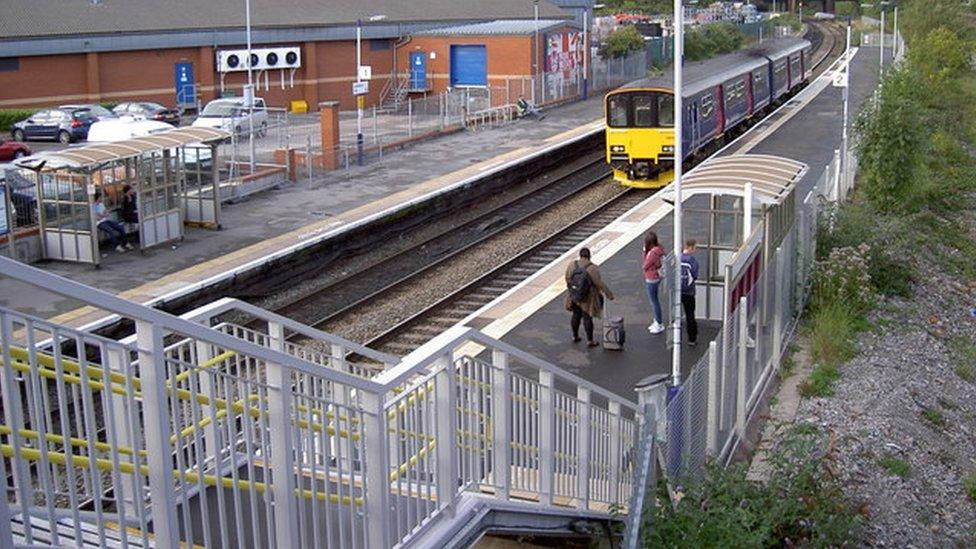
[0,256,641,548]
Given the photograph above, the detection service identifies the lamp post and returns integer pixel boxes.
[354,15,386,166]
[671,0,684,387]
[879,7,885,80]
[893,6,899,60]
[356,18,364,166]
[245,0,255,174]
[840,22,851,198]
[534,0,540,104]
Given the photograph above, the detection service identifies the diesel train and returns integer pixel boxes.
[605,38,813,188]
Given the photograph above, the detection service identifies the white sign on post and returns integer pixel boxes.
[352,81,369,96]
[358,65,372,80]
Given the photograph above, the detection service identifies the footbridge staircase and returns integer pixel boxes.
[0,256,644,548]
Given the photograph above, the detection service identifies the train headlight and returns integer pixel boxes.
[610,145,626,153]
[661,145,674,153]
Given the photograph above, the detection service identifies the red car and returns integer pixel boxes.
[0,139,31,161]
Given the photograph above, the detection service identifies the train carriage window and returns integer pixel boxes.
[633,94,655,127]
[753,69,765,88]
[608,94,629,127]
[774,61,787,84]
[700,94,714,118]
[657,93,674,127]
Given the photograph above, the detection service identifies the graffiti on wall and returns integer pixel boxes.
[544,31,583,98]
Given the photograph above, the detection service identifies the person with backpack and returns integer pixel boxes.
[564,247,614,347]
[680,239,700,346]
[642,231,666,334]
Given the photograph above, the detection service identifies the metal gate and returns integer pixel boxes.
[180,145,221,229]
[129,150,184,249]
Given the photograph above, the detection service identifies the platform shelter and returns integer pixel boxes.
[12,127,227,266]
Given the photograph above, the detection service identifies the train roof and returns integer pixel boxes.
[611,37,810,97]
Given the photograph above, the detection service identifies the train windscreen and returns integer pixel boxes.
[606,91,674,128]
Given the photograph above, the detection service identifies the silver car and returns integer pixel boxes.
[191,97,268,138]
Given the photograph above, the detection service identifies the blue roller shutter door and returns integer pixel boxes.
[450,45,487,87]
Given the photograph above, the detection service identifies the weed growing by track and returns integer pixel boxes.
[645,425,863,547]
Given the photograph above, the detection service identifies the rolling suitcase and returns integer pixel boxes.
[603,302,626,351]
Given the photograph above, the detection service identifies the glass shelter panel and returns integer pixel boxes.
[36,170,98,264]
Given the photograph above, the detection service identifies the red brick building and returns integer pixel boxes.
[0,0,577,111]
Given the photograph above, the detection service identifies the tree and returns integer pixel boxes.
[907,26,971,86]
[600,26,646,59]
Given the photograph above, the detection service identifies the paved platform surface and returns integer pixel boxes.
[0,94,609,323]
[468,47,885,399]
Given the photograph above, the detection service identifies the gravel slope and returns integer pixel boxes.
[795,263,976,547]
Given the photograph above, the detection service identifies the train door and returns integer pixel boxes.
[715,87,726,135]
[688,100,700,150]
[746,73,754,115]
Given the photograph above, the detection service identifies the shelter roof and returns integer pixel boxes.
[14,127,229,172]
[659,154,808,206]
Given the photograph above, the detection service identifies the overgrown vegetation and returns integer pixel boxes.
[684,22,746,61]
[949,336,976,382]
[803,0,976,394]
[645,425,863,546]
[600,25,646,59]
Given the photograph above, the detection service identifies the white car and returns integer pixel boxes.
[192,97,268,138]
[87,117,173,142]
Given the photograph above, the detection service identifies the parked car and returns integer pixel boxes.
[0,139,31,161]
[59,104,117,121]
[87,118,173,142]
[192,97,268,137]
[10,108,96,143]
[113,102,182,126]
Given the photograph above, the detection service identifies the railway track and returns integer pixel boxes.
[365,187,652,356]
[808,19,846,76]
[273,155,610,329]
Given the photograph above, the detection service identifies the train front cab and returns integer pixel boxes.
[605,88,675,188]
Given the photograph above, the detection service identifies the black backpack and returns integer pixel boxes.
[568,261,592,303]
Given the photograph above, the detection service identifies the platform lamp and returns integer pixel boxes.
[356,14,387,166]
[671,0,685,387]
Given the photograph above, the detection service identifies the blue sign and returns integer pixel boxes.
[174,62,196,106]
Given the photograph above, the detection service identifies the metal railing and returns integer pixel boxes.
[0,257,641,548]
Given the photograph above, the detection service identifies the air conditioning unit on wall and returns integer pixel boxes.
[216,47,301,73]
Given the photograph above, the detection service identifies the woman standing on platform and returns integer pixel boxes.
[643,231,665,334]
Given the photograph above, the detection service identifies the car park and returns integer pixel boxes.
[10,108,96,143]
[192,97,268,137]
[113,102,182,126]
[0,138,31,161]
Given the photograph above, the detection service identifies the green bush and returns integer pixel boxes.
[0,109,39,134]
[646,425,862,546]
[799,362,841,398]
[600,25,645,59]
[685,22,745,61]
[812,244,876,314]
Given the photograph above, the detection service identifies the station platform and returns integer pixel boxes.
[0,93,610,327]
[464,46,886,399]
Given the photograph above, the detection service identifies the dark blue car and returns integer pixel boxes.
[10,107,96,144]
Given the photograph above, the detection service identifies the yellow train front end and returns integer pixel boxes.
[605,88,676,189]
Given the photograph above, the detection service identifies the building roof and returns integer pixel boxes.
[0,0,571,40]
[414,19,574,36]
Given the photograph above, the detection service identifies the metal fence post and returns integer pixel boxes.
[191,341,219,465]
[372,106,378,145]
[576,387,592,510]
[266,322,299,546]
[736,297,749,438]
[361,390,391,548]
[491,349,511,500]
[772,246,786,370]
[305,134,312,186]
[538,370,555,505]
[134,320,180,548]
[408,98,413,137]
[706,341,720,456]
[608,401,622,505]
[434,353,459,515]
